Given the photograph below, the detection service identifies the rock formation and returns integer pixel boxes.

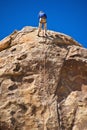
[0,26,87,130]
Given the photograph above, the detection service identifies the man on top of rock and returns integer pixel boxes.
[37,11,47,37]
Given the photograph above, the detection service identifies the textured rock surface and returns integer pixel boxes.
[0,26,87,130]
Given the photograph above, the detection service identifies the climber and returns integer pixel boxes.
[37,11,47,37]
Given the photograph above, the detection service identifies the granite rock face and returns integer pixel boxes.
[0,26,87,130]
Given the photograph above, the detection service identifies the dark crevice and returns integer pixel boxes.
[17,54,27,60]
[8,93,14,96]
[8,84,18,91]
[13,63,21,72]
[10,117,16,126]
[31,105,36,116]
[55,47,70,96]
[57,101,66,130]
[70,54,81,58]
[18,103,28,113]
[11,48,16,52]
[10,75,23,82]
[23,77,34,83]
[10,111,15,116]
[70,107,78,130]
[57,103,61,129]
[55,47,70,129]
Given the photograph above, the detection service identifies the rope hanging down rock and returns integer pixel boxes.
[38,34,51,129]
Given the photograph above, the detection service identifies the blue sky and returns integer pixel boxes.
[0,0,87,48]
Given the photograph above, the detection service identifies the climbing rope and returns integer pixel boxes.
[38,32,52,129]
[38,35,46,129]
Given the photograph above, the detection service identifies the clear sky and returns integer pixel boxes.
[0,0,87,48]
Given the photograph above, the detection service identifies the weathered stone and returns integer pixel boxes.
[0,26,87,130]
[0,37,11,51]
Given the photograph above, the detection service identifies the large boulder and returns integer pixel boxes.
[0,26,87,130]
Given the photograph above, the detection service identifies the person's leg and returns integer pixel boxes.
[37,22,42,36]
[44,23,47,35]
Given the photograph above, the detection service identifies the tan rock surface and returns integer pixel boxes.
[0,26,87,130]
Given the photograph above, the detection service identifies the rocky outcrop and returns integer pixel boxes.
[0,26,87,130]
